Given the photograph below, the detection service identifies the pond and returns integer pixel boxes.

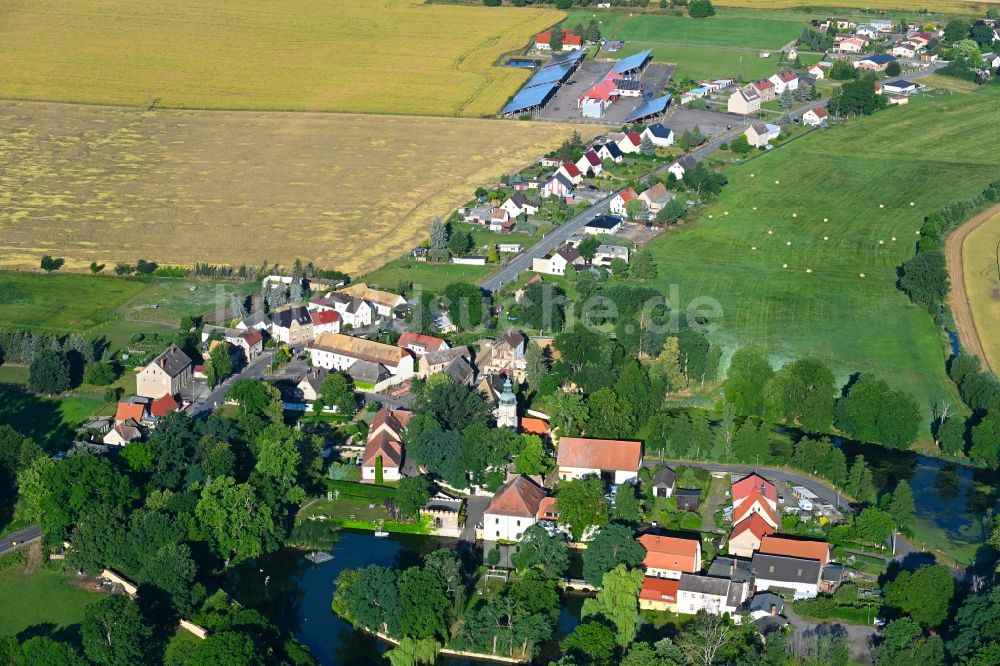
[224,531,584,665]
[506,58,541,69]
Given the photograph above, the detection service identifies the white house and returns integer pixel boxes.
[677,574,748,616]
[768,70,799,94]
[499,192,539,218]
[667,156,696,180]
[610,187,638,216]
[593,244,629,267]
[482,475,546,542]
[361,408,411,482]
[807,64,826,80]
[310,293,374,329]
[556,437,643,485]
[576,150,604,176]
[883,79,918,95]
[306,333,414,389]
[531,245,584,276]
[639,183,673,214]
[751,553,822,599]
[641,123,674,148]
[617,131,643,154]
[639,534,702,579]
[542,173,574,198]
[338,283,405,319]
[557,162,584,186]
[595,142,623,163]
[802,105,829,127]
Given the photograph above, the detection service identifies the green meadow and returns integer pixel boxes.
[643,87,1000,427]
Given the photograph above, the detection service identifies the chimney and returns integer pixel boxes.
[770,604,776,616]
[730,560,735,575]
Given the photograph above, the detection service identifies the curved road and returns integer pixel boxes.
[945,202,1000,374]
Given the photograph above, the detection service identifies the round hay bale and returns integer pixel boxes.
[879,204,885,209]
[775,180,780,184]
[786,241,792,246]
[860,273,866,278]
[823,217,829,222]
[752,246,757,250]
[806,269,812,273]
[879,240,884,245]
[823,236,829,241]
[768,230,773,235]
[910,202,915,206]
[792,213,798,218]
[782,263,788,269]
[891,237,896,241]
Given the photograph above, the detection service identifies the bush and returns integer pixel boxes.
[84,361,120,387]
[327,461,361,482]
[680,511,702,530]
[287,520,340,550]
[0,552,26,571]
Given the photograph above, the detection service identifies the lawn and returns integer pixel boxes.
[642,87,1000,433]
[0,568,99,640]
[614,14,803,49]
[361,259,492,295]
[608,42,796,83]
[713,0,991,12]
[0,0,561,117]
[0,272,150,332]
[0,102,577,274]
[0,385,104,452]
[961,211,1000,373]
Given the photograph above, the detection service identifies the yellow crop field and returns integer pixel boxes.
[714,0,992,11]
[0,0,561,117]
[958,209,1000,373]
[0,101,579,273]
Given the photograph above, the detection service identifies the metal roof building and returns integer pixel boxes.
[613,49,652,74]
[625,94,672,122]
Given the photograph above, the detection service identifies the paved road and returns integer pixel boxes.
[0,525,41,556]
[362,391,414,410]
[188,349,274,417]
[786,605,875,664]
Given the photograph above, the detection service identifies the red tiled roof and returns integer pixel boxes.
[759,535,830,566]
[616,187,638,204]
[778,70,798,82]
[150,393,179,418]
[560,162,582,178]
[115,401,146,423]
[536,29,582,47]
[730,512,774,542]
[240,329,263,346]
[733,490,779,527]
[520,417,550,435]
[640,576,679,603]
[557,437,642,472]
[536,496,559,521]
[363,431,403,468]
[625,131,642,146]
[582,150,601,166]
[310,310,341,326]
[398,331,447,353]
[752,78,774,90]
[809,105,829,118]
[486,475,546,518]
[731,473,777,504]
[638,534,700,573]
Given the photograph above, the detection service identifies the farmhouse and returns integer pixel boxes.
[759,535,831,567]
[136,345,193,399]
[104,419,143,446]
[768,70,799,94]
[236,311,273,333]
[556,436,643,484]
[677,574,748,616]
[855,53,896,72]
[535,28,582,51]
[856,25,879,39]
[306,333,413,389]
[610,187,638,216]
[639,577,679,612]
[802,105,829,127]
[749,79,776,102]
[483,475,547,541]
[339,283,405,318]
[584,215,623,235]
[751,553,822,599]
[271,306,314,346]
[419,345,473,381]
[727,87,761,115]
[807,64,826,80]
[641,123,674,148]
[638,534,701,579]
[617,131,643,154]
[115,397,147,425]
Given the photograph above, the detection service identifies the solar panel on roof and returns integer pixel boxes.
[501,81,559,115]
[625,94,672,122]
[549,49,585,65]
[525,63,571,88]
[613,49,652,73]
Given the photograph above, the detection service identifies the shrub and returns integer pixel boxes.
[680,511,702,530]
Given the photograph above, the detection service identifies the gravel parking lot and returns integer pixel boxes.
[537,61,675,124]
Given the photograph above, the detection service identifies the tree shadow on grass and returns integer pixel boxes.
[0,386,75,454]
[16,621,84,649]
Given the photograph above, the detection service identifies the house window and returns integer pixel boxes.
[516,520,521,527]
[495,518,499,524]
[496,531,500,537]
[769,566,775,573]
[797,569,802,577]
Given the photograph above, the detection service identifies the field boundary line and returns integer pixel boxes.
[945,202,1000,374]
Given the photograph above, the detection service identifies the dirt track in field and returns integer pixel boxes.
[945,203,1000,374]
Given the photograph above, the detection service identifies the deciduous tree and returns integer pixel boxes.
[582,523,645,586]
[581,565,643,646]
[557,476,608,542]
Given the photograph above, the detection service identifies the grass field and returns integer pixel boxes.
[0,0,561,117]
[713,0,993,11]
[643,87,1000,430]
[0,568,99,640]
[0,271,249,333]
[0,101,577,273]
[0,385,104,451]
[612,13,802,48]
[611,42,818,82]
[961,212,1000,372]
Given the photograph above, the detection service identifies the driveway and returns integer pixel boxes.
[462,495,491,543]
[0,524,41,556]
[785,605,875,664]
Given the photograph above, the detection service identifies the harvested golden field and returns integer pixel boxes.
[714,0,991,11]
[0,0,561,117]
[0,101,578,272]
